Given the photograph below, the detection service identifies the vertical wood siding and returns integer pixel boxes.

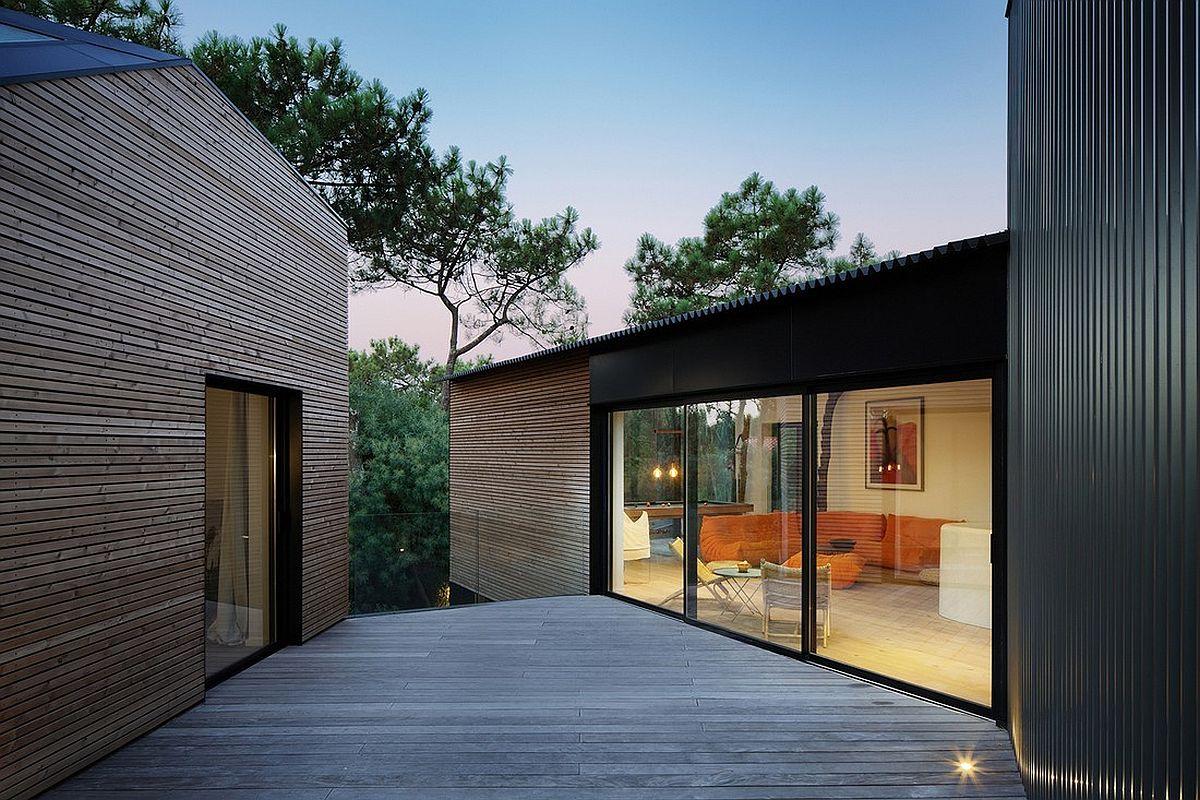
[0,66,349,799]
[1008,2,1197,798]
[449,352,590,600]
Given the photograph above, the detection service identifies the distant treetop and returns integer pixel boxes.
[623,173,840,325]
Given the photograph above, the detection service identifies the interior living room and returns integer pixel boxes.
[612,378,994,707]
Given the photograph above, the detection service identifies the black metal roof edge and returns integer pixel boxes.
[444,230,1009,382]
[0,6,183,63]
[0,56,193,87]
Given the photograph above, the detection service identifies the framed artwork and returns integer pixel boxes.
[865,396,924,490]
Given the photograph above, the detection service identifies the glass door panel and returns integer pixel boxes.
[204,386,276,680]
[814,379,993,705]
[609,405,685,610]
[686,396,805,650]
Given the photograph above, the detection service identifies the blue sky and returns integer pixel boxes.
[182,1,1008,360]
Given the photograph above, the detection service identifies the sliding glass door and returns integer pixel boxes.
[686,396,806,650]
[813,379,993,706]
[608,377,995,710]
[204,386,277,680]
[609,405,685,610]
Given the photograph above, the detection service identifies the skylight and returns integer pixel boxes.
[0,22,56,43]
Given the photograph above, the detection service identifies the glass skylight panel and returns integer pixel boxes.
[0,22,56,43]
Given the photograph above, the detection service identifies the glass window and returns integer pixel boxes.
[687,397,806,649]
[815,379,992,705]
[609,406,684,609]
[0,22,56,42]
[205,387,276,679]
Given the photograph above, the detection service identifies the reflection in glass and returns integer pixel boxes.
[688,397,805,649]
[610,406,684,609]
[815,379,992,705]
[204,387,275,679]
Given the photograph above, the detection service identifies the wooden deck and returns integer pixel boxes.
[43,596,1026,799]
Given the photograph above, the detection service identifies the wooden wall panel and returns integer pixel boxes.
[0,65,349,800]
[449,352,590,601]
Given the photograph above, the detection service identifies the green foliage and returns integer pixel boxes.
[2,0,182,51]
[624,173,839,324]
[351,149,599,392]
[621,406,684,505]
[190,25,432,253]
[848,232,877,268]
[829,233,891,274]
[348,339,468,613]
[349,371,447,518]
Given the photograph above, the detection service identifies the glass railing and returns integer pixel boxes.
[349,509,589,616]
[349,512,456,615]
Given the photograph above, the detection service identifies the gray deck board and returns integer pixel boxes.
[42,596,1026,799]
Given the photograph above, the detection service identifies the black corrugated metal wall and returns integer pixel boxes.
[1008,2,1197,798]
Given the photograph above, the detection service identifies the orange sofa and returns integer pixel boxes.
[698,509,965,587]
[783,551,867,589]
[814,511,886,568]
[698,511,800,565]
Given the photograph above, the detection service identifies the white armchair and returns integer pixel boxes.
[622,511,651,561]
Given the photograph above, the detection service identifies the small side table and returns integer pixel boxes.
[712,567,763,620]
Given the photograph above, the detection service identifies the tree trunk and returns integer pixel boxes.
[735,400,750,503]
[815,392,842,512]
[441,307,460,410]
[440,353,456,410]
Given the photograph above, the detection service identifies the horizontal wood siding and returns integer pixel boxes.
[0,66,348,799]
[449,352,590,600]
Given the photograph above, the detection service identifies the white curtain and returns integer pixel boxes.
[207,390,250,647]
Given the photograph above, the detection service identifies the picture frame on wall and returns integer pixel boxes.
[865,396,924,490]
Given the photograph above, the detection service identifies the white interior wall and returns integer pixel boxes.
[610,411,625,591]
[818,379,993,525]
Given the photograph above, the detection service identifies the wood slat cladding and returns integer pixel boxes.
[1008,2,1197,799]
[0,65,349,800]
[449,352,590,601]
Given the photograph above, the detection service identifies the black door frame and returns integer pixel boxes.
[203,376,303,688]
[590,361,1007,722]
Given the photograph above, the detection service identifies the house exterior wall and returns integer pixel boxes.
[449,351,590,601]
[0,65,349,799]
[1008,2,1197,797]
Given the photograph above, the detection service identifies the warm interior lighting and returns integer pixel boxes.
[652,465,664,480]
[667,463,679,479]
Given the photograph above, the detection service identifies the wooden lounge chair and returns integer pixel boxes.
[658,537,737,609]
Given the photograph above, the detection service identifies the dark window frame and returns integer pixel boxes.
[203,375,303,688]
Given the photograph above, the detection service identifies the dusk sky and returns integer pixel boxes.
[181,1,1008,363]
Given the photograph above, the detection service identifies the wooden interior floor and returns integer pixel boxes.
[43,596,1023,799]
[618,548,992,706]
